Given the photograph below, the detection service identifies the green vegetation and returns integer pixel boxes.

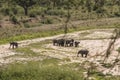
[0,0,120,80]
[14,47,40,57]
[0,0,120,44]
[0,23,120,44]
[0,59,120,80]
[2,34,120,80]
[0,60,84,80]
[0,0,120,18]
[101,63,113,68]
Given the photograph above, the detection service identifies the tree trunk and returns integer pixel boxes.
[24,7,28,16]
[64,2,71,34]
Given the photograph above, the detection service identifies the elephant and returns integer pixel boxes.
[53,39,58,46]
[53,39,75,47]
[58,39,65,46]
[74,41,80,47]
[9,42,18,49]
[65,39,74,47]
[53,39,65,46]
[77,49,89,58]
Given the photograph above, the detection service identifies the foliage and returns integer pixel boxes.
[0,0,120,17]
[101,63,113,68]
[0,20,119,44]
[29,12,36,18]
[41,17,54,24]
[10,15,18,24]
[13,0,37,15]
[11,7,18,15]
[23,23,31,28]
[1,7,12,16]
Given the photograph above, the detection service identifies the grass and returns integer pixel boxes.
[0,59,119,80]
[0,18,120,44]
[0,60,84,80]
[14,47,40,57]
[0,29,64,44]
[29,40,51,48]
[101,63,113,68]
[12,40,52,58]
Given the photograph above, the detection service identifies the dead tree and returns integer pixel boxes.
[103,29,120,62]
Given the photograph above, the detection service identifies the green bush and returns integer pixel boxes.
[29,11,37,17]
[24,23,31,28]
[101,63,113,68]
[45,9,66,16]
[1,7,12,16]
[0,15,3,20]
[10,15,18,24]
[114,12,120,17]
[11,7,18,15]
[41,17,53,24]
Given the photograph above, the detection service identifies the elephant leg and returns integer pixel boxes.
[12,45,14,49]
[16,44,18,48]
[85,53,87,57]
[53,42,55,46]
[81,53,84,57]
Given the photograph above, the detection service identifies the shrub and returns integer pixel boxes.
[29,12,36,17]
[114,12,120,17]
[101,63,113,68]
[0,15,3,20]
[24,23,31,28]
[1,7,12,16]
[10,15,18,24]
[41,17,53,24]
[11,7,18,15]
[45,9,66,16]
[29,7,43,16]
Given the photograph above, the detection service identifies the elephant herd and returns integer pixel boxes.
[53,39,89,58]
[53,39,80,47]
[9,39,89,58]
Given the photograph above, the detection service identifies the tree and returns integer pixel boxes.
[114,0,120,12]
[13,0,37,15]
[93,0,105,10]
[85,0,92,12]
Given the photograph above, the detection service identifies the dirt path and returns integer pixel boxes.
[0,29,113,58]
[0,29,91,64]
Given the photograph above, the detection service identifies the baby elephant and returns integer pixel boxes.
[74,41,80,47]
[77,49,89,58]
